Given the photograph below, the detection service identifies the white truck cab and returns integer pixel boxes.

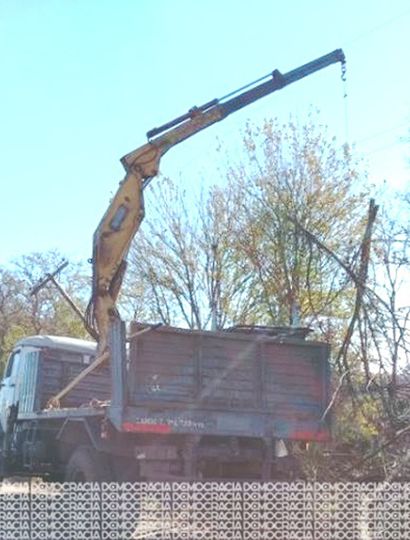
[0,336,96,433]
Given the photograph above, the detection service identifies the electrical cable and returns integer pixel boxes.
[342,8,410,48]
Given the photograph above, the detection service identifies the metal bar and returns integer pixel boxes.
[147,99,219,139]
[18,408,105,420]
[109,318,127,410]
[257,343,264,410]
[30,259,97,340]
[220,49,345,117]
[30,260,68,296]
[126,322,162,342]
[47,275,97,338]
[48,322,162,408]
[147,49,345,141]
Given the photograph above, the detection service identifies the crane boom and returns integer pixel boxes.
[86,49,346,355]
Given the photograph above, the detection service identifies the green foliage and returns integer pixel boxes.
[336,394,381,445]
[227,116,369,327]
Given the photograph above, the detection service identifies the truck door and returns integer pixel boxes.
[0,348,22,433]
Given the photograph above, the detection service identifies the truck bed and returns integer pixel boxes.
[125,325,330,441]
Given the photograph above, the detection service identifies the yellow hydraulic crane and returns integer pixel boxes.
[51,49,345,406]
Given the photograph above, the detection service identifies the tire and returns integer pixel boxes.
[64,446,112,482]
[110,457,140,482]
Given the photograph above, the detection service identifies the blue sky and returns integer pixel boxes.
[1,0,409,266]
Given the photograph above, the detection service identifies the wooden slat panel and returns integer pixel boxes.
[128,326,328,426]
[38,354,111,409]
[130,331,196,401]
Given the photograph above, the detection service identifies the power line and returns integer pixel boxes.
[361,140,404,157]
[338,8,410,149]
[356,121,409,144]
[343,8,410,48]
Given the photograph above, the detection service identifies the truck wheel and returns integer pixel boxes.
[64,447,112,482]
[110,457,140,482]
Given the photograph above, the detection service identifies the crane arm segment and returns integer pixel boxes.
[86,49,346,353]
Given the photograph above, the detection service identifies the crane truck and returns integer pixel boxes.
[0,50,345,482]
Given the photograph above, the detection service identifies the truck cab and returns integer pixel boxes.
[0,336,109,479]
[0,336,98,420]
[0,346,22,434]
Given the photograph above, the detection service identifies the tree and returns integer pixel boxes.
[124,115,369,336]
[295,194,410,481]
[123,178,255,329]
[0,250,90,372]
[228,117,369,328]
[351,194,410,479]
[0,268,27,364]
